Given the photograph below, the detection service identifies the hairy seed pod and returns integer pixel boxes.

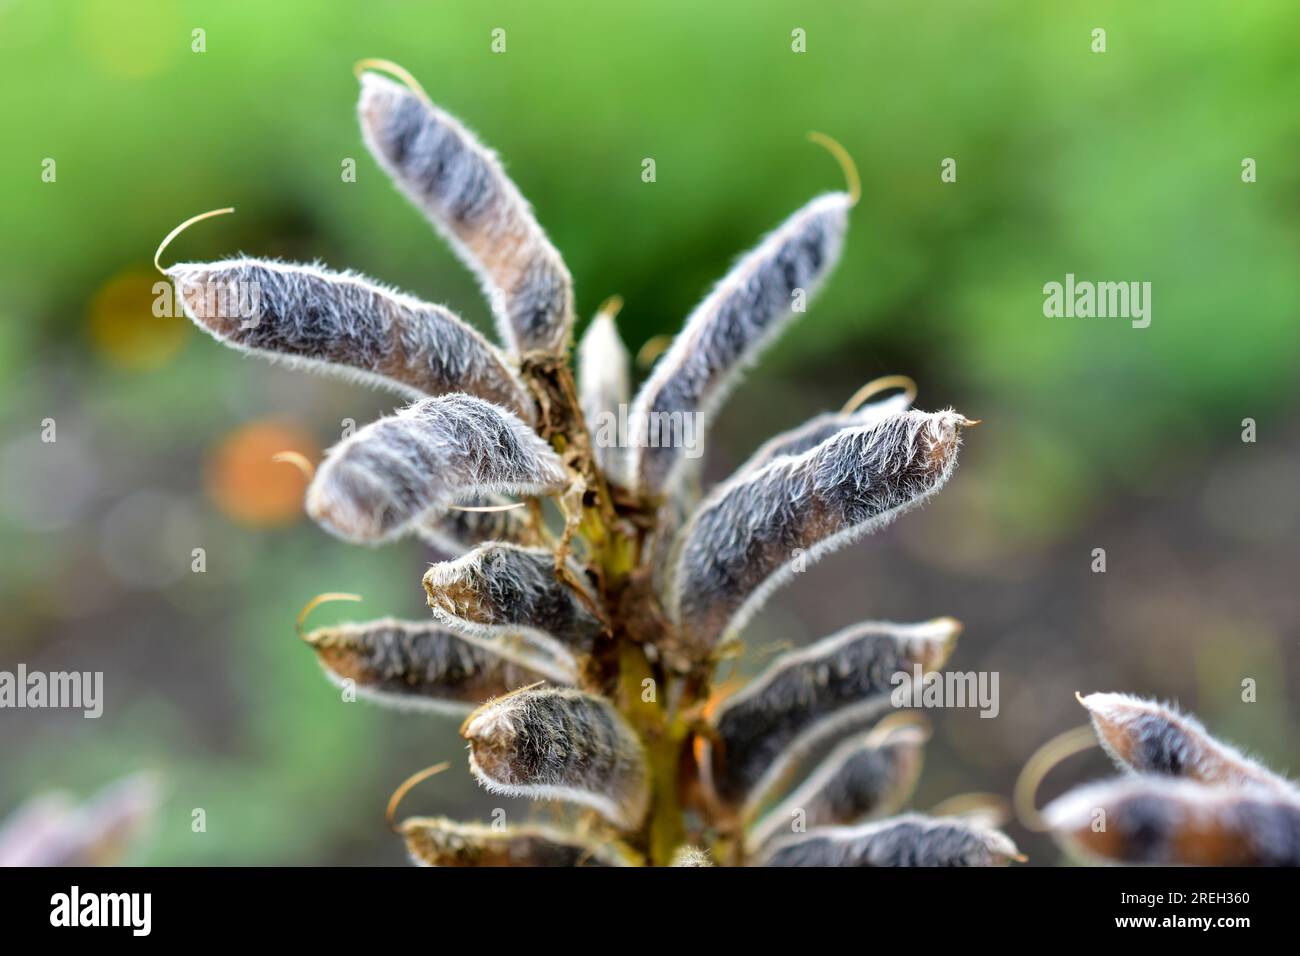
[578,309,631,481]
[358,72,573,354]
[422,543,604,678]
[734,391,913,477]
[461,687,650,830]
[703,618,959,811]
[167,258,533,420]
[307,394,566,544]
[758,814,1021,867]
[746,716,929,850]
[628,193,850,497]
[1045,777,1300,866]
[669,845,715,867]
[670,410,968,658]
[416,496,535,553]
[1078,692,1295,793]
[399,817,633,867]
[303,617,556,713]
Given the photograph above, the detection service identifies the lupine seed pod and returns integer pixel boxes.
[757,814,1021,867]
[578,307,631,482]
[416,496,535,553]
[167,258,533,420]
[399,817,634,867]
[746,716,929,850]
[307,394,566,544]
[461,687,650,830]
[733,390,913,477]
[357,71,574,355]
[303,617,557,713]
[702,618,960,812]
[1078,692,1296,793]
[669,845,715,867]
[670,410,968,659]
[422,543,605,678]
[1044,777,1300,866]
[628,193,851,498]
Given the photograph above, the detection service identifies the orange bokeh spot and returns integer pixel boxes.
[204,421,320,528]
[88,269,188,370]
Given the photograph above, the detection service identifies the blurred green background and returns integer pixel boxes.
[1,0,1297,865]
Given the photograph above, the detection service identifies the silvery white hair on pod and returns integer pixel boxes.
[746,718,929,850]
[302,617,559,716]
[306,394,566,545]
[669,409,968,658]
[1044,777,1300,866]
[167,257,534,421]
[668,846,715,867]
[460,687,650,830]
[399,817,634,867]
[415,495,536,554]
[732,391,913,478]
[757,814,1021,867]
[628,192,851,498]
[357,72,574,355]
[421,543,604,681]
[1078,692,1297,794]
[577,311,631,482]
[703,618,959,812]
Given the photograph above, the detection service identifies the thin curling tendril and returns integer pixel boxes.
[807,132,860,207]
[1013,723,1099,832]
[154,207,235,275]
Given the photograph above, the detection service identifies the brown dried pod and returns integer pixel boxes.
[1078,692,1296,793]
[1045,777,1300,866]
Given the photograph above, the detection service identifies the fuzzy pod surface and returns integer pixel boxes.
[758,814,1021,867]
[670,409,968,658]
[704,618,959,810]
[307,394,566,544]
[629,193,851,497]
[358,72,574,355]
[461,687,650,830]
[1045,777,1300,866]
[304,617,555,713]
[168,258,533,419]
[400,817,633,867]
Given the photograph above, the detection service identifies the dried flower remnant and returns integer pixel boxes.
[166,60,1010,866]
